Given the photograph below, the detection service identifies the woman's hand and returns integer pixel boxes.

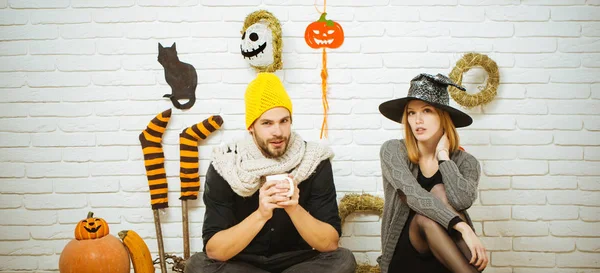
[454,222,488,271]
[436,132,450,161]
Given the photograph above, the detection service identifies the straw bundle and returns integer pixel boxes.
[356,263,381,273]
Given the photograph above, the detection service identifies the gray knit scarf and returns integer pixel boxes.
[211,132,334,197]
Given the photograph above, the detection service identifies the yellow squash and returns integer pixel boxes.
[118,230,155,273]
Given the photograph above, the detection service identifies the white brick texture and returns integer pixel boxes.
[0,1,599,272]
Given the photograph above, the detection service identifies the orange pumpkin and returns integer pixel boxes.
[304,13,344,49]
[59,234,130,273]
[75,211,109,240]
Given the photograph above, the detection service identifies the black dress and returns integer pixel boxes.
[387,168,452,273]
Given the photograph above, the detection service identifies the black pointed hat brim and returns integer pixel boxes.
[379,97,473,128]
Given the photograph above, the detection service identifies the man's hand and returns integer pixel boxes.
[277,176,339,252]
[258,180,288,220]
[276,175,300,214]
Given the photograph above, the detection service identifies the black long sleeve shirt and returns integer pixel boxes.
[201,159,342,257]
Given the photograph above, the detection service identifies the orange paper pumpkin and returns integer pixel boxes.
[305,13,344,49]
[74,211,109,240]
[59,234,130,273]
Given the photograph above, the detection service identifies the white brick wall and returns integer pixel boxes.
[0,1,599,272]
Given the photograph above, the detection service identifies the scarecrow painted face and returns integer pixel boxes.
[240,20,274,67]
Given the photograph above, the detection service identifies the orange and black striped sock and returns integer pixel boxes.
[179,115,223,200]
[139,109,172,209]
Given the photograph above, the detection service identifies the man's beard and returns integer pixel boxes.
[254,134,289,158]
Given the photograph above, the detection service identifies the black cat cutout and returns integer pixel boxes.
[158,42,197,109]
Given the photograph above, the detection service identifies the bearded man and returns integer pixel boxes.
[185,73,356,273]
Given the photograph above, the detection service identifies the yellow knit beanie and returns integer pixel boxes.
[245,73,293,129]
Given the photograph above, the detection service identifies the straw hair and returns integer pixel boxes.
[242,10,283,73]
[402,105,460,164]
[448,52,499,108]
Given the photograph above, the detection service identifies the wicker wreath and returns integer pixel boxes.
[448,53,499,108]
[338,193,384,273]
[338,193,384,225]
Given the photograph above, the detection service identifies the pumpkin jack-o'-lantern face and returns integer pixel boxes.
[240,20,274,67]
[83,219,102,232]
[75,211,109,240]
[311,28,337,46]
[304,13,344,49]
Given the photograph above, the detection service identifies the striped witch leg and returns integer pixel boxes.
[179,115,223,200]
[138,109,172,209]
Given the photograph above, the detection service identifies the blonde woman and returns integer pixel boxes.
[377,73,488,273]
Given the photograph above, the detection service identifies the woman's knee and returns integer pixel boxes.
[413,213,441,231]
[430,184,449,205]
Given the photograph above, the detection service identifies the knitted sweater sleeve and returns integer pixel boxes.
[380,139,458,230]
[439,152,481,211]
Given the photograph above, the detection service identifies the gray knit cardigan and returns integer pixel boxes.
[377,139,481,273]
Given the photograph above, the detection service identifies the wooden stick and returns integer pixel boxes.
[153,209,167,273]
[182,200,190,259]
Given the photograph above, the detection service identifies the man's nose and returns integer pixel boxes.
[272,123,282,136]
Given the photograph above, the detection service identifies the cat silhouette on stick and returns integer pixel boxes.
[158,42,197,110]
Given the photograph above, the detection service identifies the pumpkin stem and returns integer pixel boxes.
[87,211,94,218]
[318,13,335,27]
[318,12,327,22]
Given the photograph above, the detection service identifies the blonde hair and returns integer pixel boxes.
[402,103,460,164]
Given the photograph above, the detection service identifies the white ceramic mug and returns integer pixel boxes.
[265,174,294,197]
